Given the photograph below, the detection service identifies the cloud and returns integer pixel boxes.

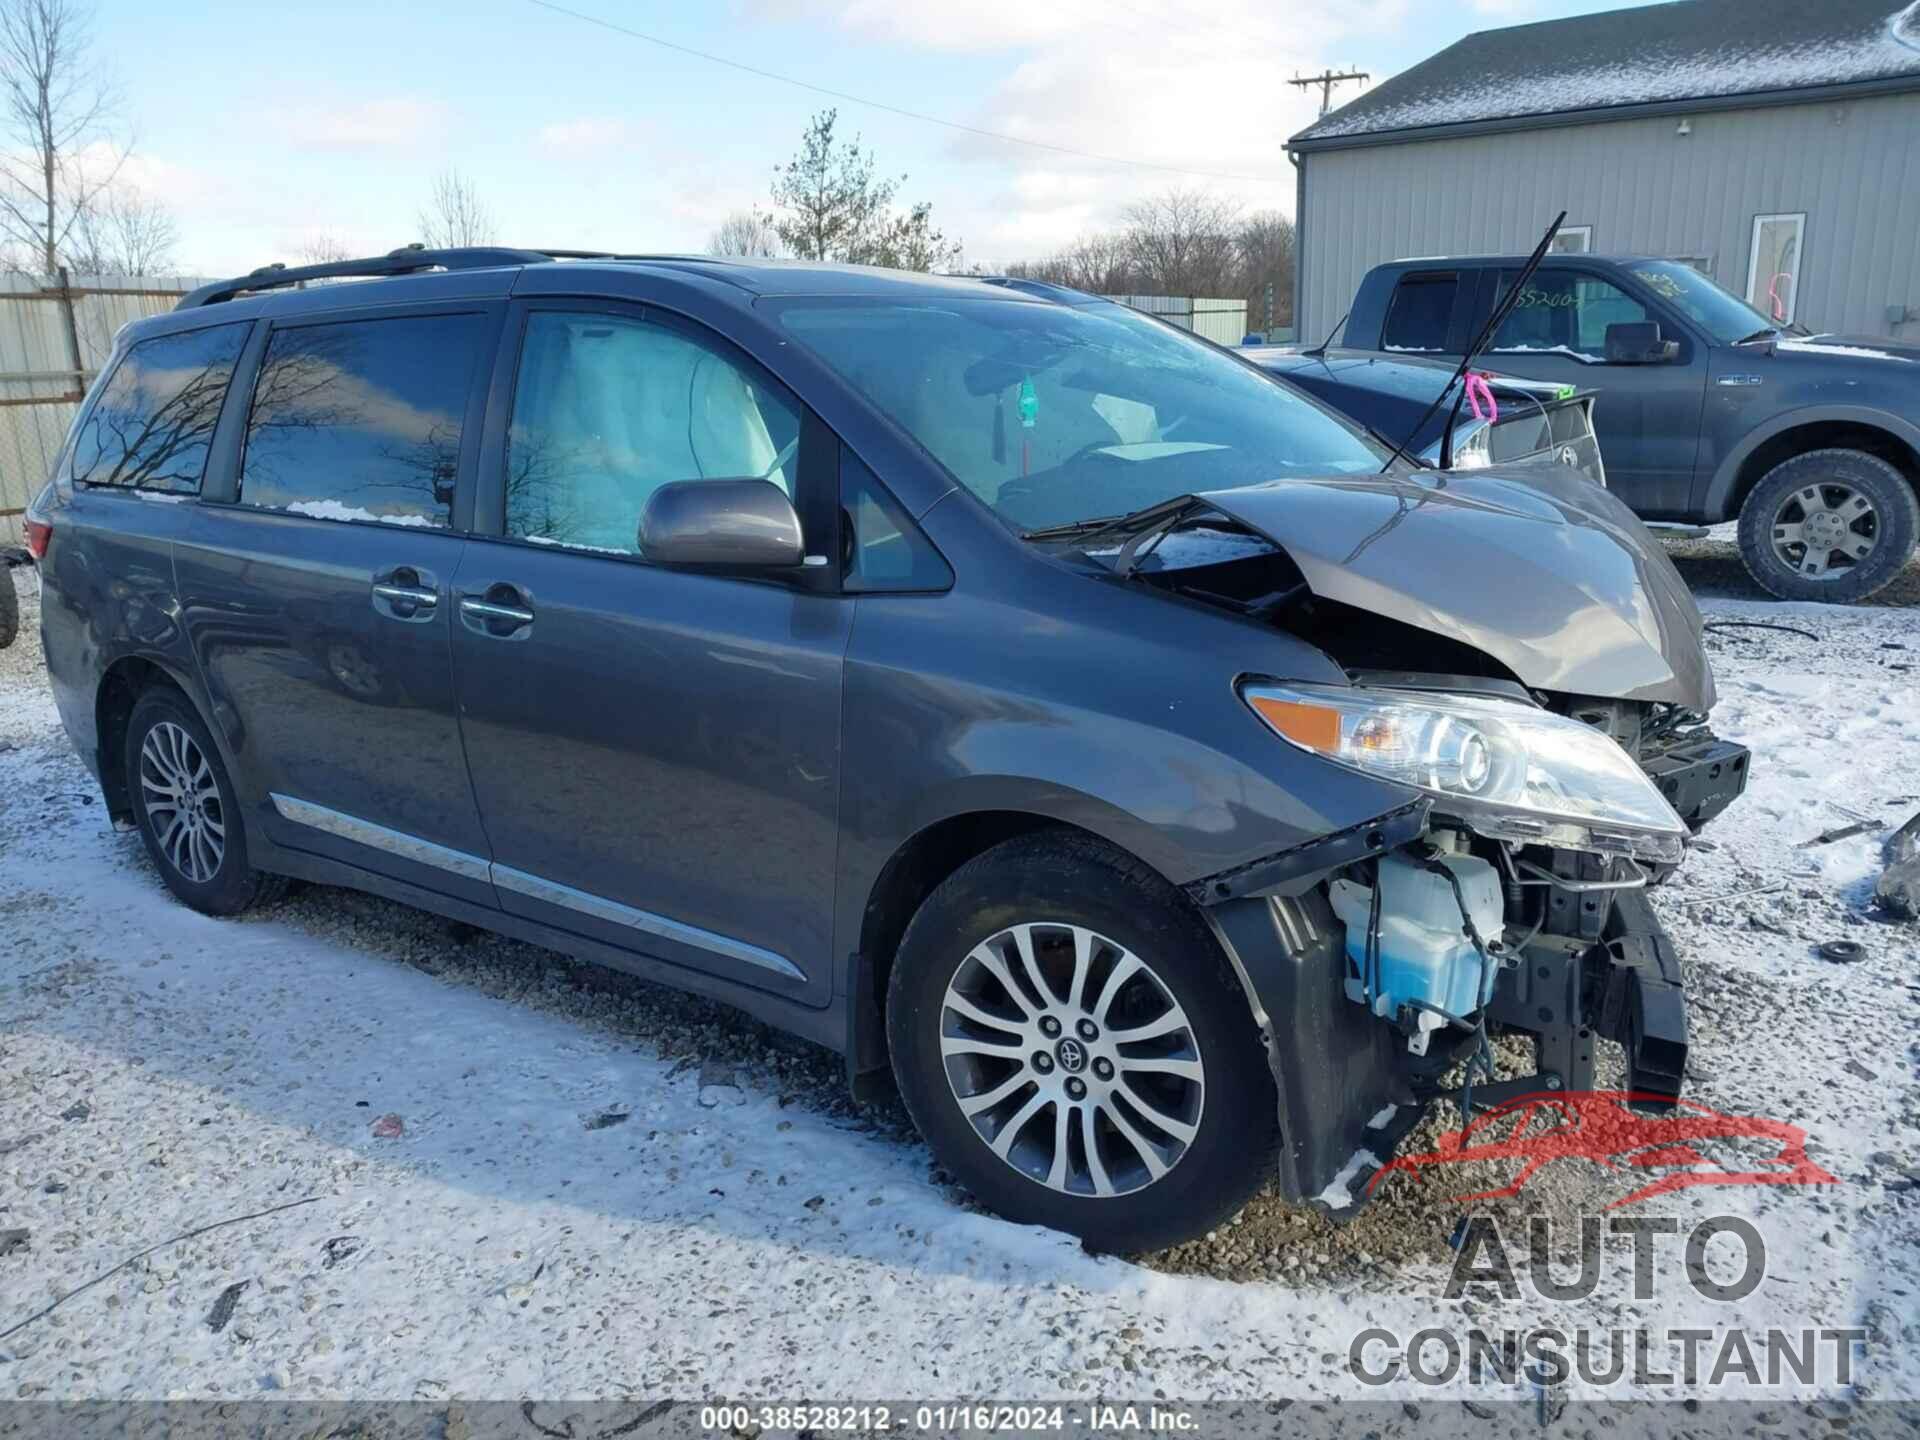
[743,0,1408,266]
[268,97,444,149]
[537,117,637,152]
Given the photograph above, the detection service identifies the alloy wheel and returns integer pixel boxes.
[139,720,225,883]
[1770,481,1878,580]
[939,922,1205,1198]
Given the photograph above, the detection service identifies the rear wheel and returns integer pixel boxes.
[1737,448,1918,603]
[124,688,285,916]
[886,832,1277,1253]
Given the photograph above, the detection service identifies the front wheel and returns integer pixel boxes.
[886,832,1277,1253]
[1736,448,1918,603]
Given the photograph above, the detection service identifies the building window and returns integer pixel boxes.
[1669,255,1713,276]
[1746,214,1805,325]
[1549,225,1592,254]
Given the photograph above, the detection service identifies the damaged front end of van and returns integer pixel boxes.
[1098,462,1749,1215]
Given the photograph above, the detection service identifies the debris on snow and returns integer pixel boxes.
[369,1113,405,1139]
[206,1280,250,1334]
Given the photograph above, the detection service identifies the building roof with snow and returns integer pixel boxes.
[1290,0,1920,149]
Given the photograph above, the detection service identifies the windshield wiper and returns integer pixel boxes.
[1023,495,1207,568]
[1735,327,1780,346]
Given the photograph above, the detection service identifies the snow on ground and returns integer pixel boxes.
[0,560,1917,1418]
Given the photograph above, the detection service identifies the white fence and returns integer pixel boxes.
[0,271,208,547]
[1102,294,1250,346]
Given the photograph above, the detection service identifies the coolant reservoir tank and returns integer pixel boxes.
[1328,851,1504,1023]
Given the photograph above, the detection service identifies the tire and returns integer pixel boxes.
[124,687,285,916]
[0,565,17,651]
[1736,448,1919,603]
[886,831,1277,1253]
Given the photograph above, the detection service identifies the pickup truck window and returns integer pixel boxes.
[1381,273,1456,352]
[1490,271,1651,362]
[1631,260,1774,344]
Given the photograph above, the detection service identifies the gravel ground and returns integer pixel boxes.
[2,557,1918,1412]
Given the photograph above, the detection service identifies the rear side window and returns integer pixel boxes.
[71,322,247,493]
[1381,274,1457,352]
[239,312,486,528]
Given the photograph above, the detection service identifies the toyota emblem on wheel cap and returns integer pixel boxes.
[1055,1038,1088,1073]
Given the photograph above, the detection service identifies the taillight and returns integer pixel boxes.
[22,482,52,561]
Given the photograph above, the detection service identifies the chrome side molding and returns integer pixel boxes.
[270,793,491,882]
[268,793,803,983]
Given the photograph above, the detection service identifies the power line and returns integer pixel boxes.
[521,0,1289,186]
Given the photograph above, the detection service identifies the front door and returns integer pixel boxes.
[177,305,500,906]
[450,302,847,1003]
[1478,266,1708,518]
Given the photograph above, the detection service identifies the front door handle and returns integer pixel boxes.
[460,598,535,625]
[458,583,535,638]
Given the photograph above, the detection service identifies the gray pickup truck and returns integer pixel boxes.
[1342,255,1920,602]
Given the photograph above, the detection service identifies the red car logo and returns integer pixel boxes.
[1369,1091,1838,1208]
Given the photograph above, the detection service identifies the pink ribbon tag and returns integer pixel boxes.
[1465,372,1498,424]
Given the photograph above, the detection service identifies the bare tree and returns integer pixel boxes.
[1235,209,1295,329]
[707,210,781,258]
[297,231,353,265]
[417,168,495,249]
[0,0,127,272]
[65,183,175,275]
[1122,188,1242,298]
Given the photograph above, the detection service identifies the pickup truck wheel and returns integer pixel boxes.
[1737,448,1919,603]
[886,832,1277,1253]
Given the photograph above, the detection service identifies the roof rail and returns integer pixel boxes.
[174,244,582,310]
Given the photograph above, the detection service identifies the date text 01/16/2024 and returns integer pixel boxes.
[697,1404,1199,1432]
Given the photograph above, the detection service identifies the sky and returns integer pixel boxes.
[89,0,1650,277]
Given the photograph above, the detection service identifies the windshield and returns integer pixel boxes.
[1627,262,1777,343]
[774,296,1384,533]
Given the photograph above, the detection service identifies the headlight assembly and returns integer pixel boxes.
[1241,682,1687,863]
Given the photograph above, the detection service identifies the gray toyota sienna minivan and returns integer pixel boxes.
[26,246,1748,1252]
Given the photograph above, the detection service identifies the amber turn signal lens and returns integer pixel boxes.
[1246,694,1340,752]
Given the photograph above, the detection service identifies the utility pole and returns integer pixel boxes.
[1289,68,1370,116]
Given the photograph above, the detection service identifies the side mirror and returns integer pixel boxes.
[638,478,805,569]
[1604,321,1680,364]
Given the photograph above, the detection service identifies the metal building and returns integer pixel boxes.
[1288,0,1920,341]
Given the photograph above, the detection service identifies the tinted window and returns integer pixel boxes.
[777,298,1382,534]
[505,311,801,557]
[1491,271,1652,361]
[1381,274,1456,352]
[841,453,950,592]
[71,323,247,492]
[239,313,486,528]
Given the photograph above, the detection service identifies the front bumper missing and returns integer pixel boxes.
[1201,847,1694,1219]
[1642,736,1751,832]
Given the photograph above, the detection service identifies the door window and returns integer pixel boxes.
[1491,271,1652,361]
[71,322,248,493]
[1381,273,1457,352]
[504,311,801,557]
[238,312,488,528]
[1745,213,1804,325]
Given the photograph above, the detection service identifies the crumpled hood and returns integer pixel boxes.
[1197,466,1714,708]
